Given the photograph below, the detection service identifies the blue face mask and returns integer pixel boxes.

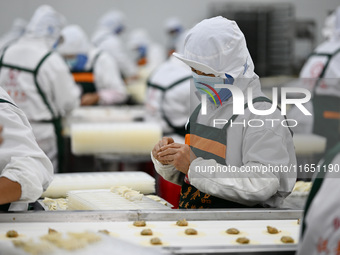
[114,25,124,35]
[65,54,88,72]
[192,72,234,105]
[52,37,62,49]
[135,45,147,61]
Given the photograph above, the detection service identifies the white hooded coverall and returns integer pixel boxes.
[0,87,53,210]
[0,5,80,172]
[91,10,137,79]
[58,24,128,105]
[296,142,340,255]
[287,6,340,151]
[152,16,297,208]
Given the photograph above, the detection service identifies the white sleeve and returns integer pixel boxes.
[94,53,128,105]
[0,100,54,202]
[43,53,81,116]
[151,152,184,186]
[188,128,291,206]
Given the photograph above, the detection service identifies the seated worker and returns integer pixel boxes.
[0,87,53,211]
[296,141,340,255]
[126,28,166,104]
[91,10,138,83]
[151,16,297,209]
[145,31,193,207]
[0,5,81,173]
[146,30,193,143]
[287,6,340,153]
[58,24,128,106]
[164,17,184,58]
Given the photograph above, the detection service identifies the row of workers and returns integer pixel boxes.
[0,7,339,254]
[0,5,187,174]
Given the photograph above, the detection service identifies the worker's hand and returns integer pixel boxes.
[81,93,100,106]
[124,74,140,85]
[157,143,197,174]
[152,137,174,164]
[0,125,3,145]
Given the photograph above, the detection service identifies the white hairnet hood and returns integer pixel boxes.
[173,16,255,79]
[98,10,126,33]
[165,17,183,31]
[127,29,150,49]
[25,5,66,42]
[58,24,91,55]
[92,10,126,46]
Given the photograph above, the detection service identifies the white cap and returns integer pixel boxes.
[173,16,253,79]
[127,28,150,49]
[25,5,66,40]
[58,24,90,55]
[165,17,183,31]
[98,10,126,33]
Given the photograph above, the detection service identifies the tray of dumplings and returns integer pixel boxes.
[0,217,300,254]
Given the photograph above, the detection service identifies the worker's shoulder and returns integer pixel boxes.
[315,40,340,55]
[148,61,192,89]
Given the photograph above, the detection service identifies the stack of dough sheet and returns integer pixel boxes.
[41,172,155,198]
[71,122,162,155]
[67,189,170,210]
[293,134,326,156]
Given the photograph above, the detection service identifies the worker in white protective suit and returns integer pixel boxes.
[128,28,165,72]
[146,30,193,144]
[126,28,166,104]
[164,17,184,58]
[57,24,128,106]
[145,31,194,208]
[287,6,340,153]
[0,87,53,211]
[0,18,27,50]
[0,5,81,173]
[91,10,138,83]
[296,141,340,255]
[151,16,297,209]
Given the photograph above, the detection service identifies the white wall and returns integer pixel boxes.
[0,0,339,47]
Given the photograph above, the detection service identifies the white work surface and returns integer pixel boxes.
[0,219,300,254]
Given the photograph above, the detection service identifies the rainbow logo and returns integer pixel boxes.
[197,82,222,106]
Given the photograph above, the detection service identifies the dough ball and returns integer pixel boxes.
[176,219,188,226]
[185,228,197,235]
[236,237,249,244]
[281,236,294,243]
[140,229,153,236]
[133,221,146,227]
[226,228,240,235]
[267,226,279,234]
[150,237,162,245]
[6,230,18,238]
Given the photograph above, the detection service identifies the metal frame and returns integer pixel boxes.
[0,209,302,223]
